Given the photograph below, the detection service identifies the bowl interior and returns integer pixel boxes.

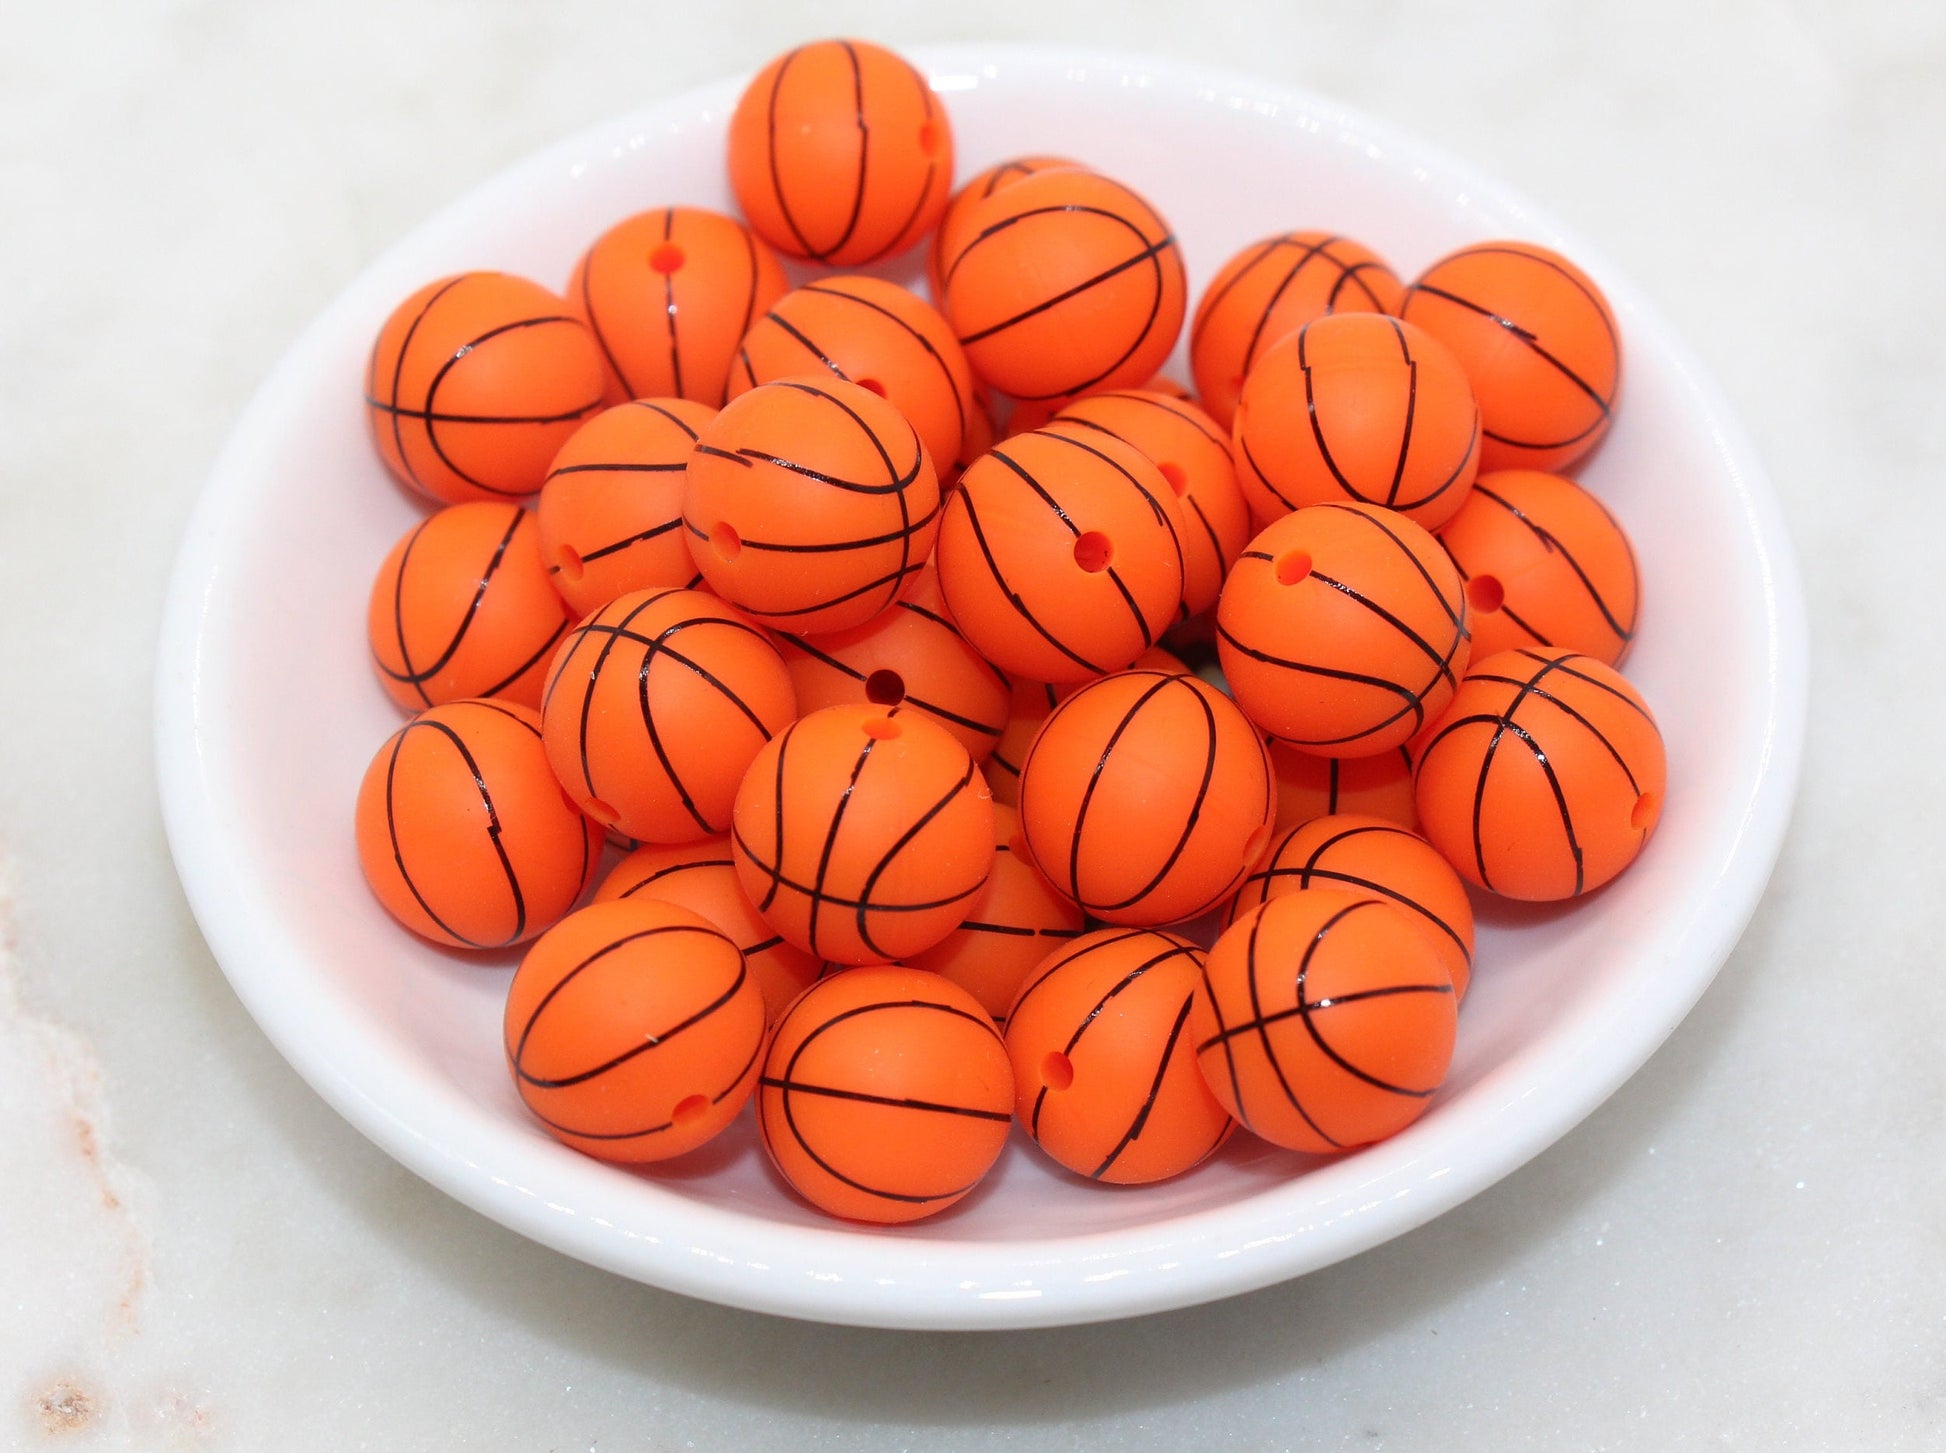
[158,45,1802,1328]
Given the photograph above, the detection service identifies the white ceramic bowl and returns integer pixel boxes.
[155,44,1806,1330]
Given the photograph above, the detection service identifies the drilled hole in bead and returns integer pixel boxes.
[1073,531,1114,573]
[648,243,685,274]
[1467,574,1505,613]
[671,1093,711,1127]
[1631,790,1661,832]
[1158,461,1189,496]
[864,669,906,706]
[855,377,887,398]
[1040,1051,1074,1091]
[862,717,902,741]
[1275,550,1313,585]
[554,544,585,582]
[710,521,742,561]
[918,121,942,156]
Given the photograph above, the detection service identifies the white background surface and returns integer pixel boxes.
[0,1,1936,1448]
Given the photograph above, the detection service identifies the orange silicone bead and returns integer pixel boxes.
[1006,927,1233,1184]
[1413,647,1666,900]
[541,588,796,844]
[727,40,952,268]
[1436,469,1640,666]
[939,168,1185,406]
[354,700,600,949]
[1191,891,1457,1153]
[934,427,1185,683]
[365,271,607,504]
[503,898,765,1161]
[1226,815,1475,999]
[1217,503,1471,756]
[1232,312,1481,530]
[905,803,1087,1025]
[683,376,941,634]
[566,206,789,407]
[595,836,822,1022]
[731,704,995,965]
[730,275,976,473]
[984,678,1059,808]
[1018,670,1275,926]
[1401,241,1621,474]
[774,561,1010,762]
[1269,739,1419,833]
[1191,231,1405,430]
[927,154,1085,299]
[367,501,572,712]
[756,965,1012,1223]
[535,398,715,617]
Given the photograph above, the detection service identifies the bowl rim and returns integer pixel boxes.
[153,41,1808,1329]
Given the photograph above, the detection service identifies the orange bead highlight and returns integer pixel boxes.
[367,501,572,712]
[1018,670,1275,926]
[1191,231,1405,430]
[1217,503,1471,756]
[354,700,600,949]
[728,39,952,268]
[1401,241,1621,474]
[541,588,796,844]
[504,898,765,1161]
[683,376,941,634]
[1005,927,1233,1184]
[1436,469,1640,666]
[365,271,606,504]
[566,206,788,407]
[535,399,715,618]
[1191,891,1457,1153]
[1413,648,1666,900]
[1269,739,1419,834]
[731,704,996,965]
[756,965,1012,1223]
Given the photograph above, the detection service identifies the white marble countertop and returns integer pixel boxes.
[2,2,1937,1447]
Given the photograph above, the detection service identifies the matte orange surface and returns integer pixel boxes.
[541,588,797,844]
[1414,647,1666,900]
[354,700,600,950]
[503,898,765,1162]
[727,40,952,268]
[1005,927,1233,1185]
[1217,503,1471,756]
[565,206,788,407]
[1191,890,1457,1153]
[756,965,1012,1223]
[731,704,996,965]
[1269,739,1419,834]
[1401,241,1621,474]
[367,501,571,712]
[926,154,1084,299]
[1017,670,1275,926]
[535,398,716,617]
[983,677,1061,808]
[683,376,941,634]
[365,271,606,504]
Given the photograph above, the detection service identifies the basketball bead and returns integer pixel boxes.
[541,588,797,844]
[595,835,822,1022]
[367,501,572,712]
[1401,241,1621,474]
[504,898,765,1162]
[1047,390,1251,621]
[683,376,941,634]
[906,803,1087,1025]
[730,275,976,472]
[728,39,952,268]
[365,271,607,505]
[1217,503,1471,756]
[566,206,789,407]
[927,154,1085,300]
[536,399,715,618]
[1232,312,1481,530]
[1018,670,1276,926]
[935,427,1186,683]
[731,704,996,965]
[354,700,600,949]
[1191,231,1405,430]
[940,168,1186,405]
[775,561,1010,763]
[1414,648,1666,900]
[1225,814,1475,1000]
[1270,739,1419,834]
[756,965,1012,1223]
[1436,469,1640,666]
[1006,928,1233,1184]
[1191,891,1458,1153]
[984,677,1060,808]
